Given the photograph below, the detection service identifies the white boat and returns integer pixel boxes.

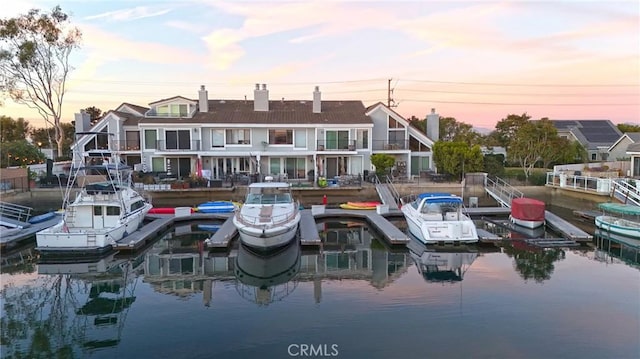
[595,203,640,239]
[233,178,301,251]
[400,192,479,244]
[36,147,152,254]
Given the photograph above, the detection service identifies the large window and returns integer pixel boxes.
[165,130,191,150]
[151,157,165,172]
[226,129,251,145]
[144,130,157,150]
[294,130,306,148]
[285,158,306,179]
[156,104,189,117]
[270,158,281,175]
[125,131,140,150]
[269,129,293,145]
[357,129,368,149]
[212,130,224,148]
[326,130,349,150]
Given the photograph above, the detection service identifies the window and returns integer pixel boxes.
[285,158,306,179]
[172,104,188,117]
[591,153,597,161]
[270,158,281,175]
[238,157,250,172]
[125,131,140,150]
[226,129,251,145]
[212,130,224,148]
[131,201,145,211]
[151,157,165,172]
[294,130,306,148]
[106,206,120,216]
[326,130,349,149]
[357,129,368,149]
[144,130,157,150]
[388,116,405,129]
[165,130,191,150]
[389,130,405,148]
[269,129,293,145]
[93,206,102,216]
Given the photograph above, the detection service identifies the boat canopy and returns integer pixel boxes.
[418,193,462,204]
[598,203,640,216]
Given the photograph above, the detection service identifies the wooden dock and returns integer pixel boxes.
[573,209,600,221]
[544,210,593,242]
[114,217,173,251]
[205,216,237,249]
[477,228,502,241]
[464,207,512,216]
[0,214,62,251]
[317,209,410,244]
[299,211,321,246]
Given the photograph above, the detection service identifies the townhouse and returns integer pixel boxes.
[72,84,436,183]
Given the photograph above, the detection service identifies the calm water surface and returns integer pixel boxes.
[1,219,639,359]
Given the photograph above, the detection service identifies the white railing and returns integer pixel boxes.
[235,204,300,229]
[546,172,625,195]
[484,176,523,208]
[611,179,640,206]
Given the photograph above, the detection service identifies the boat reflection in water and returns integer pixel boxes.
[406,237,478,282]
[234,240,301,306]
[593,229,640,267]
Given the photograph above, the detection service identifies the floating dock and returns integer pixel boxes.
[544,210,593,242]
[464,207,512,216]
[0,213,62,251]
[317,209,410,244]
[299,211,321,245]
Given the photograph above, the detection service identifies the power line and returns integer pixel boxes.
[401,79,638,87]
[398,89,639,97]
[400,99,639,106]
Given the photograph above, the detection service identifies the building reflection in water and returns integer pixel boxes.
[142,219,412,306]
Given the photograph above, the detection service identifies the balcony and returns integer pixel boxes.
[113,140,141,151]
[157,140,201,151]
[372,140,409,151]
[316,140,356,151]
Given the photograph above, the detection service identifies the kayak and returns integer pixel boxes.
[347,201,380,207]
[340,203,377,210]
[197,224,221,232]
[197,201,237,213]
[148,207,196,214]
[28,211,57,224]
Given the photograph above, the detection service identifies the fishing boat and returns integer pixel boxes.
[232,178,301,251]
[400,192,478,244]
[595,203,640,239]
[36,142,152,254]
[197,201,237,213]
[510,197,545,229]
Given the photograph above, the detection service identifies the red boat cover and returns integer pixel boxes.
[511,197,545,221]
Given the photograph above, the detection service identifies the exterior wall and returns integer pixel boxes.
[609,137,633,161]
[369,107,389,146]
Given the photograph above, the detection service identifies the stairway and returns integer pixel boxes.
[484,176,523,208]
[611,179,640,206]
[374,175,400,210]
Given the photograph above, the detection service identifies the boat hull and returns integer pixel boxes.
[402,207,479,244]
[36,203,151,252]
[234,214,300,251]
[595,215,640,239]
[509,215,545,229]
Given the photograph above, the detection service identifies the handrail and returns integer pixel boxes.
[384,175,401,204]
[611,179,640,206]
[484,176,523,208]
[0,201,32,223]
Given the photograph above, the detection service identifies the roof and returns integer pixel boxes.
[112,111,143,127]
[139,100,371,125]
[627,143,640,153]
[120,103,149,115]
[598,203,640,216]
[625,132,640,142]
[551,120,622,149]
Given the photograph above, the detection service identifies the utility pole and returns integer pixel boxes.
[387,78,397,108]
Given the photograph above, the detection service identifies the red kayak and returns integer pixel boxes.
[148,207,195,214]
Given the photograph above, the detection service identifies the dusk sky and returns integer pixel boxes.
[1,0,639,130]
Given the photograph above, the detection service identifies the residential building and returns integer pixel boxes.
[550,120,622,161]
[628,142,640,178]
[608,132,640,161]
[71,85,435,182]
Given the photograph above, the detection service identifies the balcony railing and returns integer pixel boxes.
[372,140,409,151]
[316,139,356,151]
[157,140,201,151]
[112,140,141,151]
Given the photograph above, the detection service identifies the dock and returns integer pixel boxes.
[205,216,237,249]
[477,229,502,241]
[299,211,321,245]
[464,207,512,216]
[114,216,173,251]
[544,210,593,241]
[0,213,62,251]
[573,209,600,221]
[317,209,410,244]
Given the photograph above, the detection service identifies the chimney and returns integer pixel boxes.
[254,83,269,111]
[313,86,321,113]
[426,108,439,141]
[74,110,91,134]
[198,85,209,112]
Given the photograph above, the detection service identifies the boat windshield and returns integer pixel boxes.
[420,201,460,214]
[246,188,292,204]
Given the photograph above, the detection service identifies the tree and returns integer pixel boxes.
[1,139,46,167]
[83,106,102,126]
[508,118,559,182]
[617,123,640,133]
[0,6,82,159]
[0,115,31,142]
[31,122,75,158]
[492,113,531,149]
[439,116,480,143]
[371,153,395,176]
[433,141,483,180]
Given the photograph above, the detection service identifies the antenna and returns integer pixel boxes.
[387,78,398,108]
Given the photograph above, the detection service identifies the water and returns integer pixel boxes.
[1,220,639,359]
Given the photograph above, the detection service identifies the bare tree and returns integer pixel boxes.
[0,6,81,159]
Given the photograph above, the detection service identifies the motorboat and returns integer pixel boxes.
[401,192,478,244]
[510,197,545,229]
[36,146,152,254]
[232,178,301,251]
[234,240,301,306]
[595,203,640,239]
